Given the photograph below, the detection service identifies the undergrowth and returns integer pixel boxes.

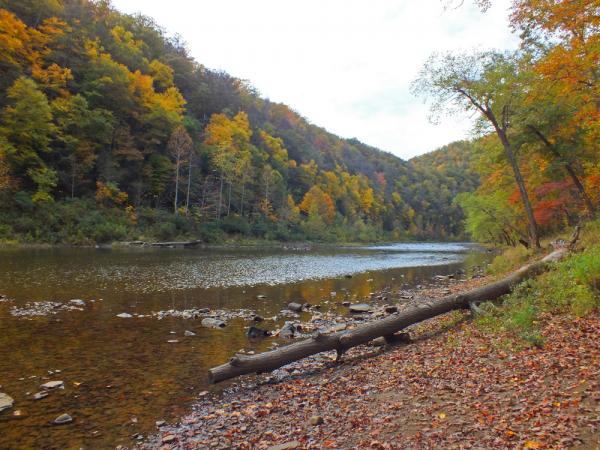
[476,220,600,348]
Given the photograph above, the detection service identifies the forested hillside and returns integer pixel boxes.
[0,0,477,244]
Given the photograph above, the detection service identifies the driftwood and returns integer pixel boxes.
[122,240,202,248]
[208,229,579,384]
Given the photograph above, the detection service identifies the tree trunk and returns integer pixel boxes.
[496,127,540,248]
[185,156,192,215]
[208,231,578,383]
[240,183,245,216]
[174,154,180,215]
[527,125,596,217]
[227,182,232,216]
[217,176,223,219]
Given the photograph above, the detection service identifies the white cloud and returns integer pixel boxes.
[111,0,518,159]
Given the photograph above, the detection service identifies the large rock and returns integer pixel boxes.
[247,326,270,339]
[287,302,303,312]
[349,303,372,313]
[0,393,14,412]
[278,322,299,339]
[201,318,226,329]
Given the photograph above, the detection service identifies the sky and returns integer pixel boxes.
[111,0,519,159]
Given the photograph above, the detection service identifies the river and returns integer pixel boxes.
[0,243,489,448]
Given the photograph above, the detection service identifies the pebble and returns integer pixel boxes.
[162,434,177,444]
[53,413,73,425]
[167,339,179,343]
[32,392,49,400]
[116,313,133,318]
[184,330,196,336]
[309,415,324,426]
[156,420,166,427]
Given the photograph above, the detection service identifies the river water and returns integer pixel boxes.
[0,243,489,449]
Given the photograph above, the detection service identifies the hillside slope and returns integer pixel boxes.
[0,0,478,243]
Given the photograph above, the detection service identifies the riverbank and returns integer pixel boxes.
[137,241,600,449]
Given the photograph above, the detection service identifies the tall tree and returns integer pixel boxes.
[412,51,541,248]
[167,125,192,214]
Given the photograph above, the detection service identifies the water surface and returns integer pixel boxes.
[0,243,488,448]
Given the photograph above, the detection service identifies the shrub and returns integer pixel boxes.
[477,243,600,346]
[487,245,532,276]
[220,215,250,235]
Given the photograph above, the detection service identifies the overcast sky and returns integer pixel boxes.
[111,0,518,159]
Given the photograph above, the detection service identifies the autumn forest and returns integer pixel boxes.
[0,0,597,246]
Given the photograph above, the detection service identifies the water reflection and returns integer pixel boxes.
[0,244,488,448]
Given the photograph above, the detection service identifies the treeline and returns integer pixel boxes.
[0,0,476,244]
[413,0,598,248]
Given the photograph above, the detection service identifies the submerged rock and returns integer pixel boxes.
[32,392,49,400]
[40,381,64,390]
[287,302,303,312]
[0,393,14,412]
[53,413,73,425]
[184,330,196,337]
[201,318,226,329]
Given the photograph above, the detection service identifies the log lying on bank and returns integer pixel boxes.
[208,230,579,384]
[122,240,202,248]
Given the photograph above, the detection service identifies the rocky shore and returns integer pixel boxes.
[132,273,600,450]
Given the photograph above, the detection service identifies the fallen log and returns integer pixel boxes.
[148,240,202,248]
[208,229,579,384]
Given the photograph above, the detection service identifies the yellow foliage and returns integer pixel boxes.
[299,185,335,224]
[95,181,128,206]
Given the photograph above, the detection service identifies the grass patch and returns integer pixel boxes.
[486,245,533,277]
[477,237,600,348]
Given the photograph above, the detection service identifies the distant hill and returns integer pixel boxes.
[0,0,479,243]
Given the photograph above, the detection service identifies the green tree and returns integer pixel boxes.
[0,76,56,198]
[412,51,541,248]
